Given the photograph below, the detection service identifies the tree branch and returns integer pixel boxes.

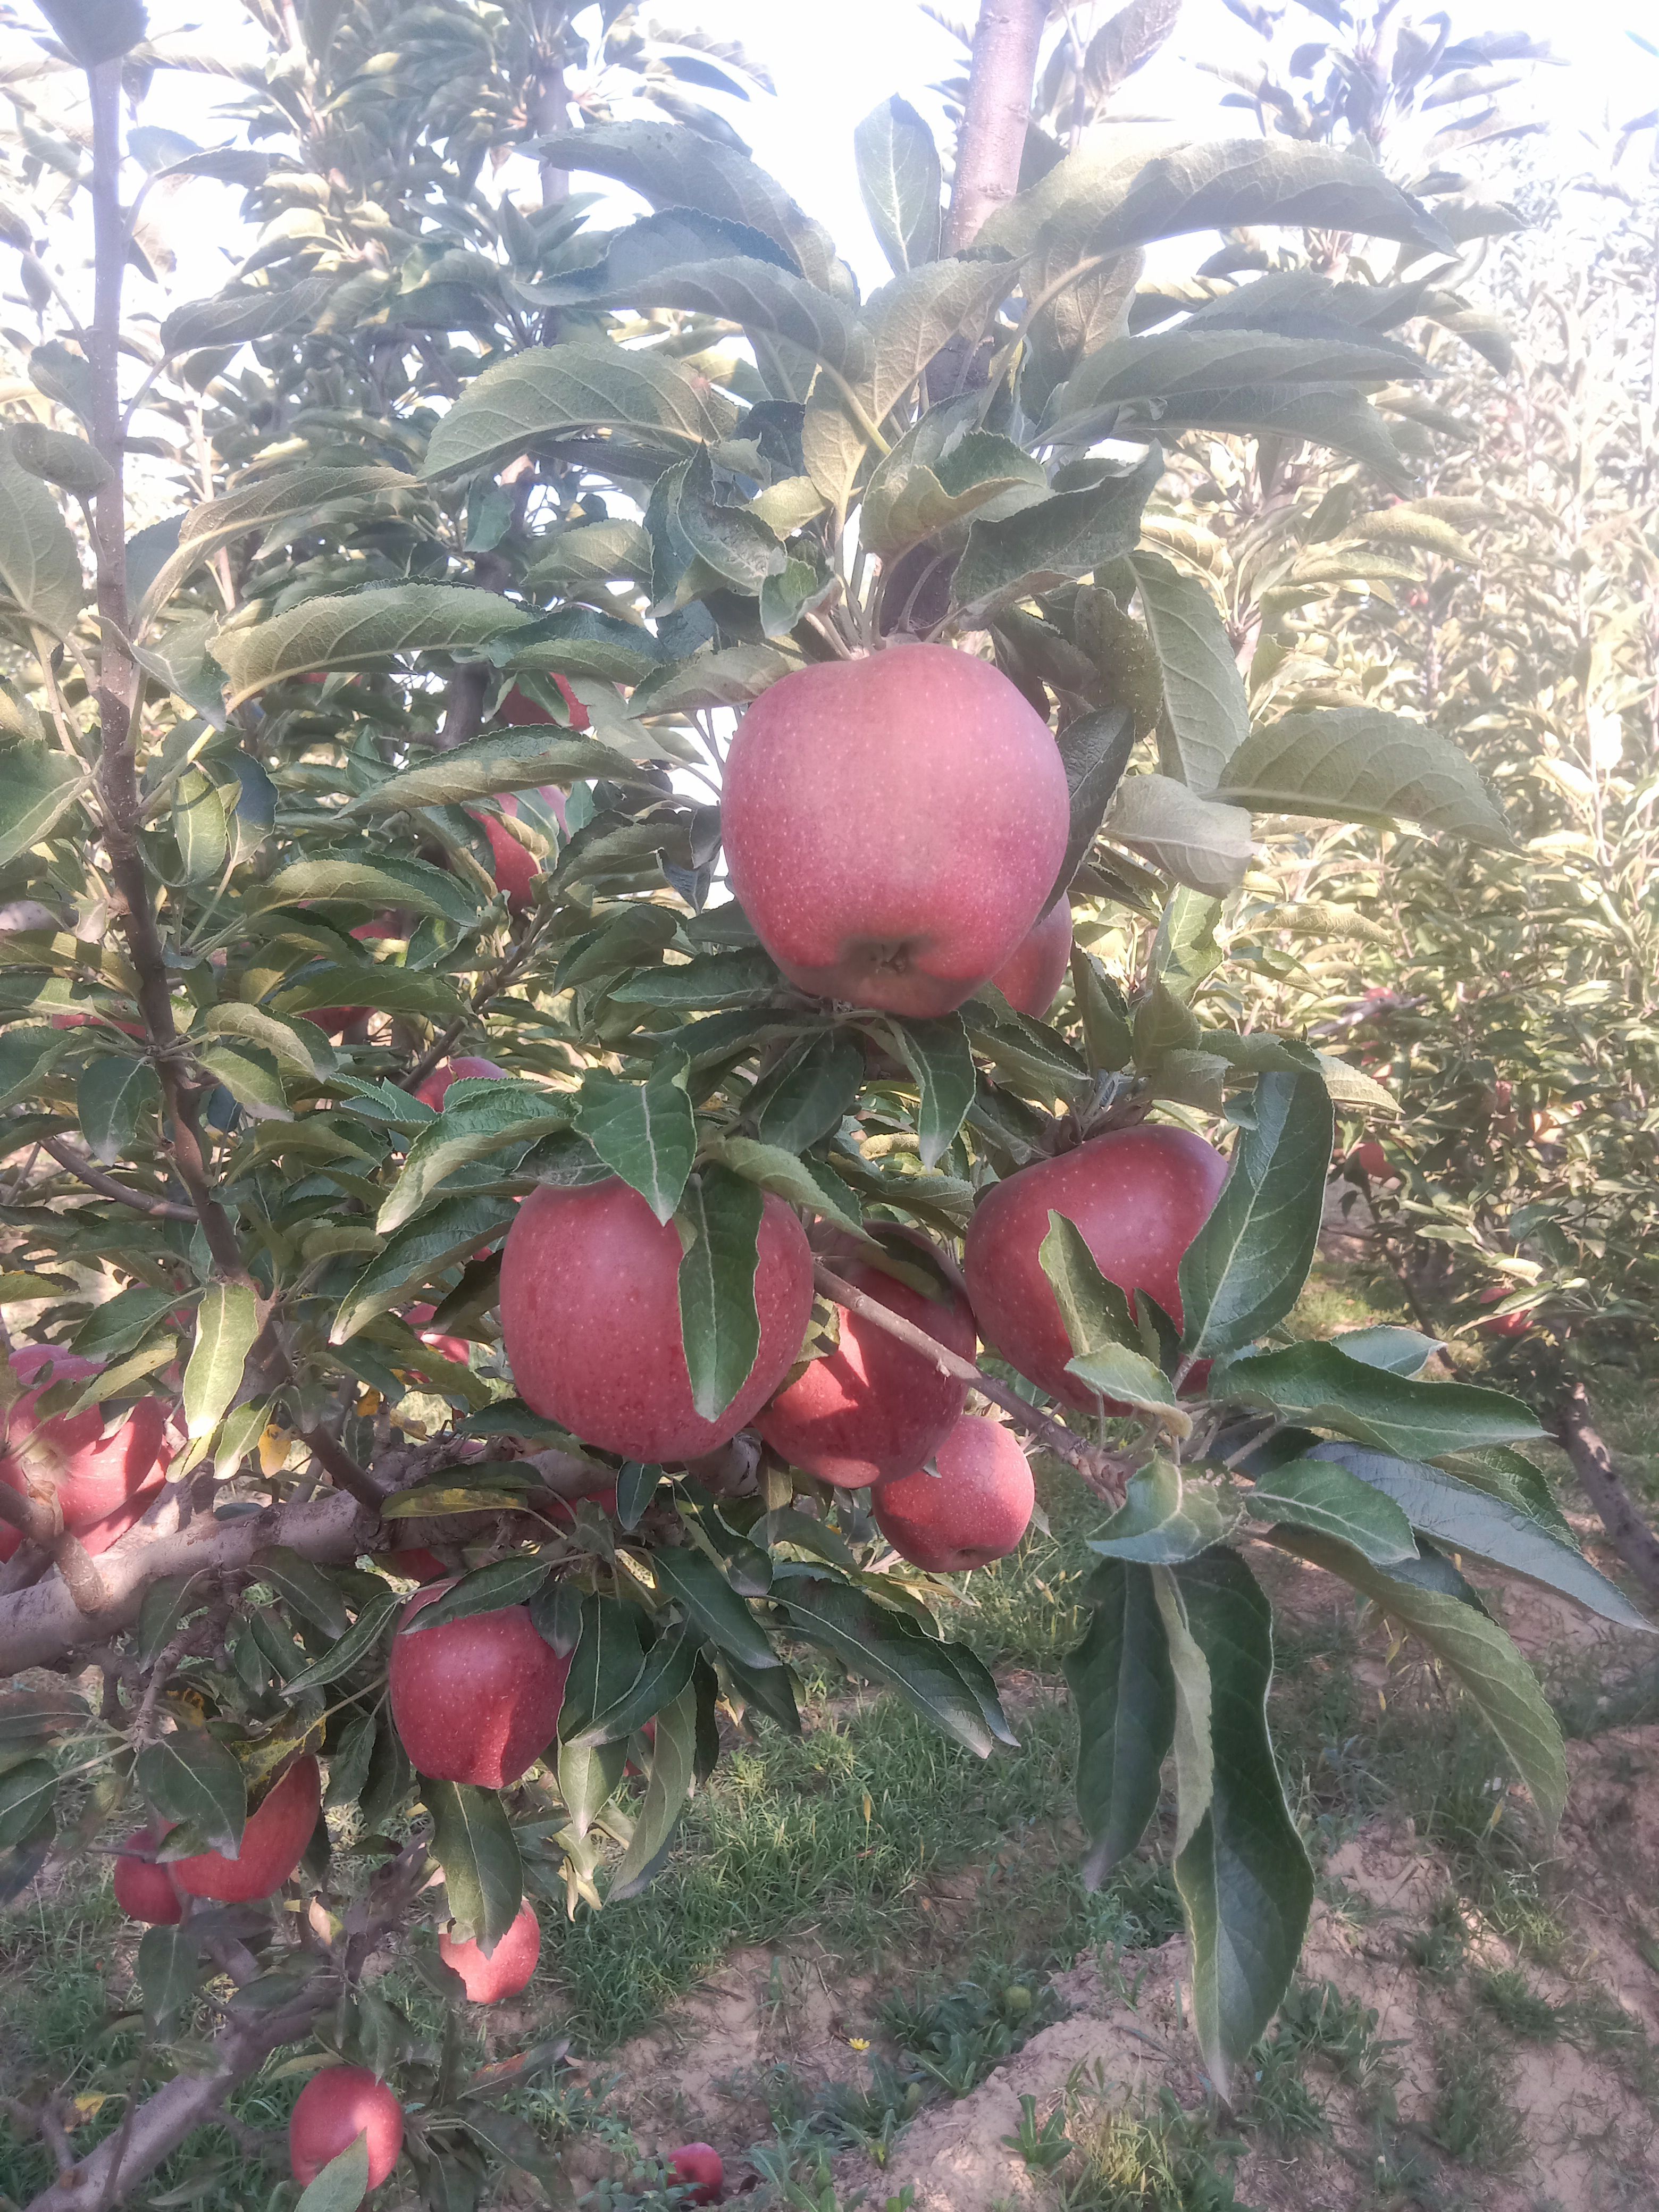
[812,1262,1131,1498]
[0,1487,108,1619]
[943,0,1047,253]
[1550,1381,1659,1604]
[36,1135,196,1221]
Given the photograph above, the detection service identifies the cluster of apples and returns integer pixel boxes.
[0,1345,174,1562]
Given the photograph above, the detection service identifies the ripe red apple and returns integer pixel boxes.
[387,1546,450,1583]
[668,2142,724,2203]
[0,1345,171,1562]
[439,1898,541,2003]
[874,1414,1035,1572]
[388,1584,569,1788]
[962,1127,1228,1411]
[289,2065,405,2190]
[1476,1287,1532,1338]
[1346,1140,1390,1181]
[404,1302,471,1369]
[990,899,1073,1019]
[414,1055,507,1111]
[721,644,1069,1017]
[755,1234,975,1488]
[112,1831,181,1925]
[500,677,588,733]
[171,1754,321,1904]
[470,790,569,914]
[499,1178,814,1461]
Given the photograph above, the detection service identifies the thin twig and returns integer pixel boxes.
[36,1135,196,1220]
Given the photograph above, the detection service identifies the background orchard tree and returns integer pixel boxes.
[0,1,1647,2206]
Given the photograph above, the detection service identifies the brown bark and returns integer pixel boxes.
[943,0,1048,253]
[1551,1382,1659,1605]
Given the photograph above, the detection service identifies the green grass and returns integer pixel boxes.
[1428,2019,1527,2172]
[1055,2083,1249,2212]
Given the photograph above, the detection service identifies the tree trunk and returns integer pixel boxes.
[943,0,1047,253]
[1551,1382,1659,1606]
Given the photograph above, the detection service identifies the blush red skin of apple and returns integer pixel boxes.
[439,1898,542,2003]
[471,789,569,914]
[0,1346,171,1562]
[668,2143,724,2203]
[388,1584,569,1789]
[500,1178,814,1462]
[387,1546,450,1583]
[404,1302,472,1368]
[755,1237,976,1488]
[171,1755,321,1904]
[873,1416,1035,1573]
[289,2065,405,2190]
[1476,1287,1533,1338]
[962,1127,1229,1413]
[990,900,1073,1019]
[113,1831,183,1925]
[414,1055,507,1111]
[722,646,1070,1018]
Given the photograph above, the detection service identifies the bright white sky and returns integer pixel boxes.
[122,0,1658,304]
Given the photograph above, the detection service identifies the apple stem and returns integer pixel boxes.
[811,1263,1134,1500]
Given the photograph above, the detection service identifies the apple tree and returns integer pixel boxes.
[0,1,1645,2205]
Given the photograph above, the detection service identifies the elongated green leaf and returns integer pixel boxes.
[1149,386,1412,490]
[378,1085,571,1236]
[295,2134,370,2212]
[1089,1460,1242,1563]
[675,1164,765,1422]
[0,741,87,866]
[0,431,81,636]
[139,1733,246,1856]
[213,587,527,710]
[753,1030,866,1154]
[77,1053,160,1167]
[861,420,1047,560]
[1281,1526,1568,1828]
[0,1758,57,1848]
[1243,1456,1417,1564]
[1130,551,1248,792]
[1107,773,1253,896]
[1315,1444,1652,1631]
[1039,1212,1180,1415]
[608,950,780,1009]
[651,1546,777,1672]
[1065,1559,1175,1886]
[1043,328,1427,445]
[1217,1339,1542,1460]
[1208,708,1510,844]
[136,1922,198,2034]
[350,728,657,816]
[252,853,483,927]
[1329,1326,1442,1377]
[1150,1567,1215,1851]
[610,1685,698,1900]
[574,1054,695,1225]
[951,449,1160,618]
[885,1014,975,1169]
[781,1577,998,1756]
[255,1548,350,1638]
[573,1627,700,1748]
[401,1555,550,1633]
[182,1283,259,1442]
[332,1194,517,1344]
[279,1591,400,1700]
[423,342,736,481]
[1180,1071,1333,1358]
[71,1285,177,1363]
[706,1134,862,1234]
[556,1596,644,1835]
[1169,1548,1313,2096]
[0,1023,73,1110]
[428,1780,522,1949]
[537,248,861,379]
[853,95,942,275]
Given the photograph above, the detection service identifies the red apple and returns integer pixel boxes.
[962,1127,1228,1411]
[667,2143,724,2203]
[112,1830,181,1925]
[1476,1287,1532,1338]
[171,1754,321,1904]
[388,1584,569,1788]
[500,677,589,733]
[990,899,1073,1019]
[414,1055,507,1111]
[755,1234,975,1488]
[721,644,1069,1017]
[1346,1140,1390,1181]
[289,2065,404,2190]
[438,1897,541,2003]
[499,1178,814,1462]
[403,1302,471,1368]
[387,1546,450,1583]
[873,1415,1034,1572]
[0,1346,171,1562]
[470,790,568,914]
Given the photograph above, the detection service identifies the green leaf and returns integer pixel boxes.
[1208,709,1510,844]
[1106,774,1253,896]
[853,95,942,275]
[137,1922,197,2033]
[753,1030,866,1153]
[195,1039,289,1123]
[556,1597,644,1834]
[1065,1559,1175,1887]
[33,0,147,68]
[1151,886,1225,1004]
[295,2134,370,2212]
[348,728,658,816]
[781,1577,999,1756]
[615,1463,659,1532]
[573,1054,695,1225]
[884,1014,975,1169]
[650,1546,777,1671]
[1038,1212,1182,1417]
[1168,1548,1313,2096]
[0,1757,57,1848]
[0,1023,73,1110]
[77,1053,159,1166]
[212,586,527,710]
[400,1555,550,1633]
[675,1164,766,1422]
[572,1628,700,1748]
[422,342,736,481]
[139,1734,246,1857]
[377,1084,571,1236]
[1329,1326,1442,1377]
[610,1685,698,1900]
[1216,1340,1543,1461]
[199,1004,332,1084]
[182,1283,259,1442]
[608,949,781,1009]
[631,642,800,715]
[170,766,229,884]
[332,1193,515,1346]
[951,449,1160,618]
[1088,1460,1242,1563]
[71,1284,178,1362]
[255,1548,350,1638]
[279,1590,400,1702]
[0,741,87,867]
[1129,551,1249,792]
[1278,1527,1568,1829]
[325,1716,377,1811]
[426,1780,523,1950]
[1150,386,1412,490]
[705,1134,863,1234]
[1242,1456,1417,1564]
[861,417,1047,560]
[254,854,483,927]
[1315,1444,1653,1632]
[1179,1071,1333,1359]
[0,430,82,637]
[1052,707,1137,907]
